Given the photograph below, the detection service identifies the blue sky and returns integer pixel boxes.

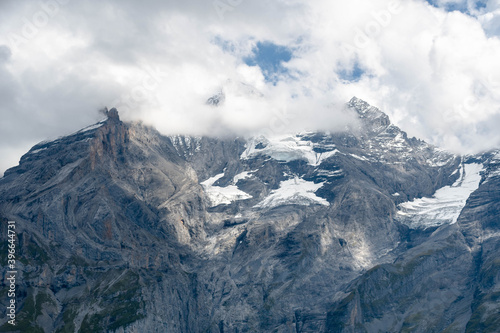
[425,0,468,12]
[338,62,365,82]
[424,0,488,14]
[243,41,293,83]
[230,40,365,84]
[422,0,499,36]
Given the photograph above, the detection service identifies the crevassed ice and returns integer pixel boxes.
[201,173,252,207]
[397,163,483,229]
[254,177,329,209]
[241,135,338,166]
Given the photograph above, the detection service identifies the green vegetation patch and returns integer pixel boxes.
[80,270,146,332]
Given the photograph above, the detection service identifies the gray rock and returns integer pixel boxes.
[0,98,497,332]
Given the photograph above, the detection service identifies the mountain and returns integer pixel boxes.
[0,98,499,332]
[206,80,264,107]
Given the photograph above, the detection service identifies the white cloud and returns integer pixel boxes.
[0,0,500,176]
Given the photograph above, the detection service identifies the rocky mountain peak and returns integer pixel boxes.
[1,99,499,332]
[100,106,120,121]
[349,95,389,121]
[206,90,225,106]
[348,96,384,116]
[107,107,120,120]
[88,110,128,170]
[347,97,394,140]
[2,107,129,179]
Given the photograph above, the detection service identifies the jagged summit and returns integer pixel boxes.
[348,96,391,134]
[99,106,120,120]
[107,107,120,120]
[349,96,386,117]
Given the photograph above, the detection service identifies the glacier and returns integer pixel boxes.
[241,134,338,166]
[397,163,483,229]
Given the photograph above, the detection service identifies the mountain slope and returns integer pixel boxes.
[325,151,500,332]
[0,99,497,332]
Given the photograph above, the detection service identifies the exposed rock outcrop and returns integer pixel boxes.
[0,101,498,332]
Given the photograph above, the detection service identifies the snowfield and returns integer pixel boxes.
[397,163,483,229]
[254,177,329,208]
[201,173,252,207]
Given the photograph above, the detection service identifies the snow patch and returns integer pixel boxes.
[316,169,343,177]
[350,154,368,161]
[201,173,252,207]
[77,120,106,134]
[29,147,48,155]
[388,132,406,149]
[397,163,483,229]
[233,171,253,183]
[485,166,500,182]
[241,135,338,166]
[426,149,456,167]
[254,177,329,209]
[170,135,202,157]
[488,168,500,178]
[30,121,105,153]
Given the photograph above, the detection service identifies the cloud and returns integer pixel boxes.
[0,0,500,176]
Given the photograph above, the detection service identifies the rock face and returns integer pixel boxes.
[0,97,498,332]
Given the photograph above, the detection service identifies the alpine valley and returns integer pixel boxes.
[1,97,499,332]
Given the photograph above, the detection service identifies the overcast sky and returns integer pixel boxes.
[1,0,500,176]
